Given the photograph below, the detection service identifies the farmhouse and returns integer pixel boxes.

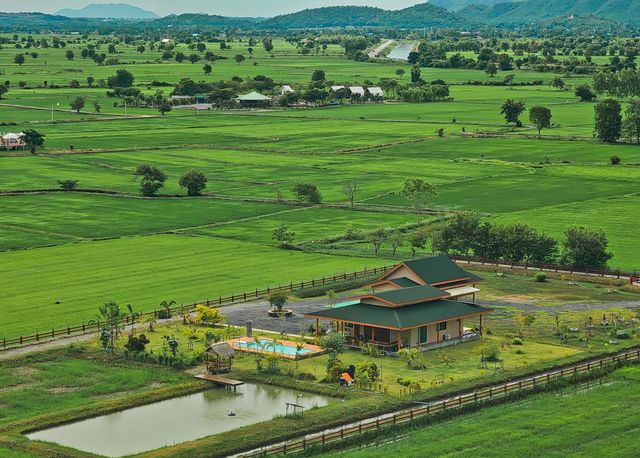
[367,86,384,98]
[305,256,492,352]
[237,91,272,108]
[0,132,26,150]
[348,86,366,97]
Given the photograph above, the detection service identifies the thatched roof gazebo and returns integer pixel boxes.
[205,342,235,374]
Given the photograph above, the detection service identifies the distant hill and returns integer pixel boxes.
[429,0,509,11]
[263,3,469,29]
[462,0,640,25]
[151,13,260,30]
[56,3,159,19]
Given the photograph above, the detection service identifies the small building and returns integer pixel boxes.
[330,85,346,93]
[237,91,272,108]
[1,132,26,150]
[305,256,492,353]
[349,86,366,97]
[281,85,294,95]
[205,342,235,374]
[367,86,384,98]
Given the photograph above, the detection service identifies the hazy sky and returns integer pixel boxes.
[0,1,428,17]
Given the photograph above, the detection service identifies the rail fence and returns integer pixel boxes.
[1,264,395,351]
[3,256,638,351]
[236,347,640,457]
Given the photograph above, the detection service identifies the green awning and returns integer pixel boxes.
[305,300,492,330]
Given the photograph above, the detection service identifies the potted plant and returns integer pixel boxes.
[267,290,293,317]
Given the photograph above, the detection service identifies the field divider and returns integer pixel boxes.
[233,347,640,457]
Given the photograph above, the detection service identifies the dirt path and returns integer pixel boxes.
[368,40,395,58]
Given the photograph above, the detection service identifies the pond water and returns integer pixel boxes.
[387,42,415,61]
[27,383,335,457]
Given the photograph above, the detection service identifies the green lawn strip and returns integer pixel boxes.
[0,234,389,338]
[312,365,640,458]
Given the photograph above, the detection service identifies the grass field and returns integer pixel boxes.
[1,33,639,342]
[315,364,640,457]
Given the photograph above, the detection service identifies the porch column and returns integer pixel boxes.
[372,327,376,342]
[458,319,462,338]
[479,315,483,336]
[397,334,401,351]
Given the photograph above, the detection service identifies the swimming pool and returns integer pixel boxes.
[232,338,323,358]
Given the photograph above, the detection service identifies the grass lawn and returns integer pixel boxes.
[315,364,640,458]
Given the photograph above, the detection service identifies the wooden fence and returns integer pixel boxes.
[1,264,395,351]
[449,254,638,282]
[236,347,640,457]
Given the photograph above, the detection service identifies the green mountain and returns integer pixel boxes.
[463,0,640,25]
[56,3,159,19]
[429,0,509,12]
[262,3,468,29]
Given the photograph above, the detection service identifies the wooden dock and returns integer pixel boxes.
[195,373,245,391]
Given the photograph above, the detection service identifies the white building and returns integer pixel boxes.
[1,132,26,150]
[281,85,294,95]
[331,85,346,92]
[349,86,366,97]
[367,87,384,98]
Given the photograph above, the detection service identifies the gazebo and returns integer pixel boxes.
[205,342,235,374]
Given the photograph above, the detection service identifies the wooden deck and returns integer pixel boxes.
[195,373,245,387]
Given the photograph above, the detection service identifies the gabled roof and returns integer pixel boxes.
[362,284,450,307]
[349,86,365,95]
[306,300,492,330]
[331,85,345,92]
[389,277,420,288]
[367,86,383,96]
[379,256,482,287]
[237,91,272,101]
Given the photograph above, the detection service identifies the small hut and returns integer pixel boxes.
[205,342,235,374]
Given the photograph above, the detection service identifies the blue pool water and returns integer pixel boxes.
[236,338,314,356]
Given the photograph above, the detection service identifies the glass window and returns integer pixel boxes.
[437,322,447,332]
[419,326,428,343]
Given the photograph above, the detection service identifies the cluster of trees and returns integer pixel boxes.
[133,164,208,197]
[499,99,553,136]
[434,213,613,270]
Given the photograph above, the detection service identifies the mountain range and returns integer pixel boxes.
[3,1,640,31]
[55,3,159,19]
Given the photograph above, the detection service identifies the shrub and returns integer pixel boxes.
[326,357,344,381]
[66,342,86,354]
[615,329,630,339]
[157,309,171,320]
[512,337,524,345]
[356,361,379,382]
[610,155,621,165]
[534,272,547,283]
[125,334,150,353]
[515,349,525,354]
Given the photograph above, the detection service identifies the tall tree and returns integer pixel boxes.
[594,99,622,144]
[179,169,207,196]
[22,129,45,154]
[500,99,526,125]
[133,164,167,197]
[623,99,640,144]
[401,178,439,221]
[107,69,134,88]
[70,97,85,113]
[529,106,552,138]
[342,182,358,208]
[562,226,613,270]
[95,301,123,353]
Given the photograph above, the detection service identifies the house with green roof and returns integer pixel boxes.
[305,256,492,352]
[237,91,272,108]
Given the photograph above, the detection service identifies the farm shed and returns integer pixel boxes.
[237,91,272,108]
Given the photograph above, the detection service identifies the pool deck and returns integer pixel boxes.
[229,337,325,360]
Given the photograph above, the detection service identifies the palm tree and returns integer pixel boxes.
[159,300,176,320]
[125,303,139,334]
[398,347,421,368]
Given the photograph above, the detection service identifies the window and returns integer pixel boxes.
[437,322,447,332]
[419,326,428,344]
[345,322,354,328]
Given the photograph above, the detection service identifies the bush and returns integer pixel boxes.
[66,342,86,354]
[534,272,547,283]
[615,329,630,339]
[356,361,379,382]
[610,155,621,165]
[157,309,171,320]
[515,349,525,354]
[326,357,344,381]
[512,337,524,345]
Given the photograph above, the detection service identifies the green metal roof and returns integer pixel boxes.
[367,284,449,306]
[401,256,482,285]
[389,277,420,288]
[306,300,492,330]
[237,91,272,101]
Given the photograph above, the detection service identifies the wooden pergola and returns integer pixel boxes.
[205,342,235,374]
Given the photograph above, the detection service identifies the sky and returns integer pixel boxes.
[0,0,428,17]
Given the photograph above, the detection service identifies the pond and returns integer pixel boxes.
[27,383,335,457]
[387,42,415,61]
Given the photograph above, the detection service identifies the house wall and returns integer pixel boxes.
[385,266,423,285]
[406,318,464,347]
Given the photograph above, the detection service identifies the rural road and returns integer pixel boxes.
[368,39,395,58]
